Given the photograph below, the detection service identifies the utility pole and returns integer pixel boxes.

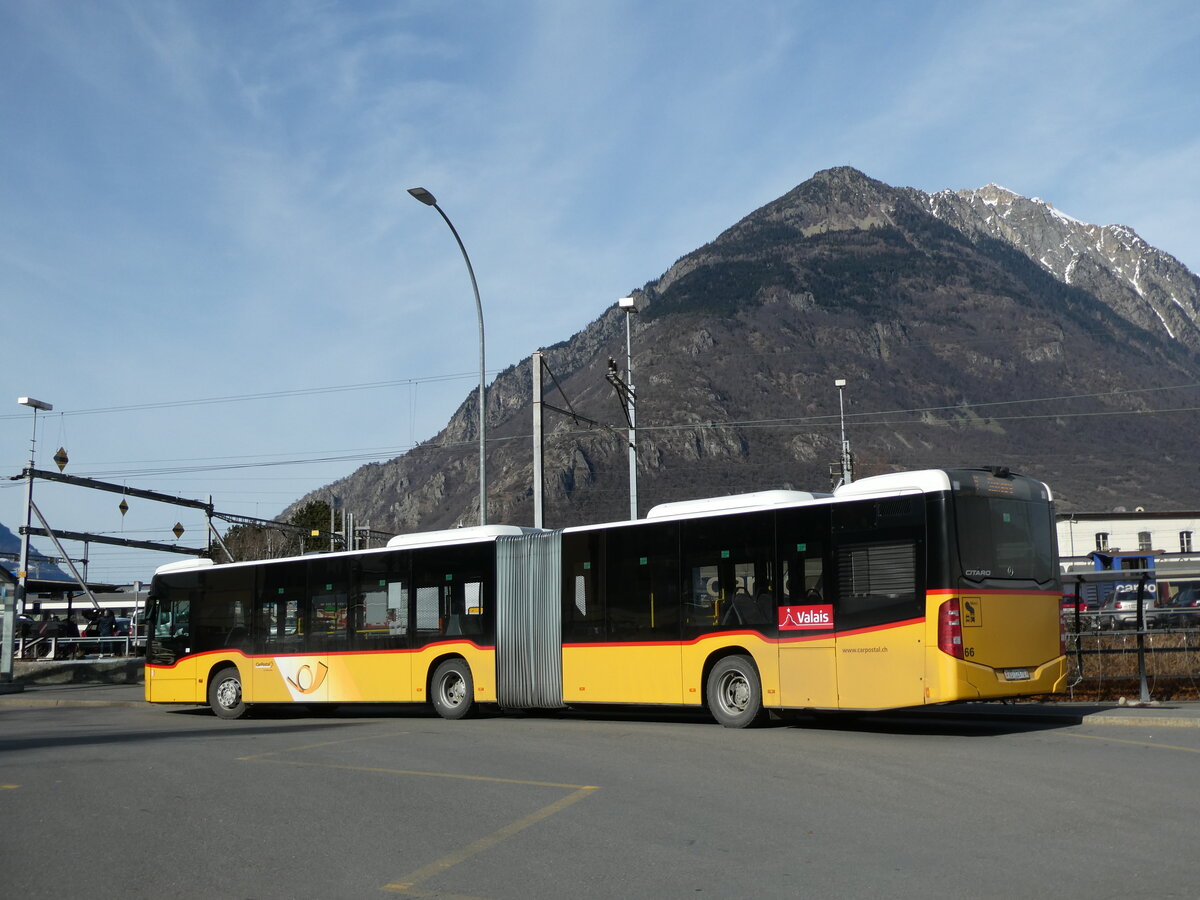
[532,350,544,529]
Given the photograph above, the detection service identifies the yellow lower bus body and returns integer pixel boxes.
[147,590,1066,713]
[145,641,498,706]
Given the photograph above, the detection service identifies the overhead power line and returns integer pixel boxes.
[0,371,491,421]
[6,381,1200,487]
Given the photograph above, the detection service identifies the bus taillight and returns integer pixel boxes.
[938,599,964,659]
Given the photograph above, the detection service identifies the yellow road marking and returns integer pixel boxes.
[245,756,596,790]
[1066,732,1200,755]
[234,727,600,896]
[236,729,410,760]
[381,785,599,894]
[1,784,19,789]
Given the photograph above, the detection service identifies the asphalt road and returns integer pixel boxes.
[2,690,1197,899]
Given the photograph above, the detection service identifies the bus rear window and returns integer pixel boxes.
[955,496,1055,584]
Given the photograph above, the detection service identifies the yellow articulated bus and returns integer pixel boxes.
[145,466,1067,727]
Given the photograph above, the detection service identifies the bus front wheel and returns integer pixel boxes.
[707,655,766,728]
[430,659,475,720]
[208,666,248,720]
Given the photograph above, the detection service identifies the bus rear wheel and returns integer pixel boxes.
[430,659,475,720]
[208,666,248,720]
[707,655,766,728]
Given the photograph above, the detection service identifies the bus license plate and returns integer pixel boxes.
[1003,668,1031,681]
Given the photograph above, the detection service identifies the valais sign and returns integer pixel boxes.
[778,604,834,630]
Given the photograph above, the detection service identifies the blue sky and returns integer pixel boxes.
[3,0,1199,585]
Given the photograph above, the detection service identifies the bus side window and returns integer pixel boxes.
[410,544,492,645]
[562,532,604,641]
[680,512,774,633]
[836,541,918,624]
[604,522,678,639]
[804,553,825,601]
[447,579,484,636]
[415,585,441,635]
[352,552,410,649]
[253,600,278,649]
[351,578,408,647]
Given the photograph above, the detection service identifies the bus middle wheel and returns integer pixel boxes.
[431,659,475,720]
[707,654,767,729]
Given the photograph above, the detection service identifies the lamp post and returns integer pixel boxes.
[408,187,487,526]
[14,397,51,619]
[619,296,638,519]
[834,379,852,486]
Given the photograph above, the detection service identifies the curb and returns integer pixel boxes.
[0,697,148,709]
[1077,714,1200,729]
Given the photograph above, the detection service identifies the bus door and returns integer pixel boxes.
[832,537,925,709]
[827,496,927,709]
[144,583,195,699]
[349,552,412,703]
[251,562,316,704]
[776,538,838,709]
[302,556,351,703]
[589,522,682,705]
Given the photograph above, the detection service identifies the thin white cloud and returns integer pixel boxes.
[3,0,1200,581]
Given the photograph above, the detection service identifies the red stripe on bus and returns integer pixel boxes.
[926,588,1060,597]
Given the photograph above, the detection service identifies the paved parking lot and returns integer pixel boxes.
[2,685,1198,899]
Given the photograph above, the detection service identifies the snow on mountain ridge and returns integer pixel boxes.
[913,181,1200,350]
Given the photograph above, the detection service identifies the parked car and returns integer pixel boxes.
[1159,588,1200,628]
[1060,594,1101,631]
[1100,591,1160,630]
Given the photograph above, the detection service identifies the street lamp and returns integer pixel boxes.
[3,396,52,686]
[14,397,52,620]
[408,187,488,526]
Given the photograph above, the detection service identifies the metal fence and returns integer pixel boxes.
[1060,571,1200,702]
[15,633,143,661]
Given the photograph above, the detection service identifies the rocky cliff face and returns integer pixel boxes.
[917,183,1200,350]
[289,167,1200,537]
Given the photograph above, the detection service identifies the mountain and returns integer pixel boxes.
[916,183,1200,350]
[0,520,71,582]
[288,167,1200,535]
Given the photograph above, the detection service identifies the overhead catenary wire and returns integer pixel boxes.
[0,371,493,421]
[5,379,1199,487]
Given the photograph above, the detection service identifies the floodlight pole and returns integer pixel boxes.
[408,187,487,525]
[835,379,853,486]
[4,397,52,687]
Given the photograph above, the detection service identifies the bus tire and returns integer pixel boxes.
[208,666,248,720]
[430,659,474,720]
[707,655,767,729]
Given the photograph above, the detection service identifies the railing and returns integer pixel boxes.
[1061,566,1200,703]
[1061,627,1200,702]
[15,634,140,660]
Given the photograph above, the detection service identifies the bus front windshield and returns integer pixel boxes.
[952,474,1056,586]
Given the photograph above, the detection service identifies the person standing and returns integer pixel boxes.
[98,609,116,655]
